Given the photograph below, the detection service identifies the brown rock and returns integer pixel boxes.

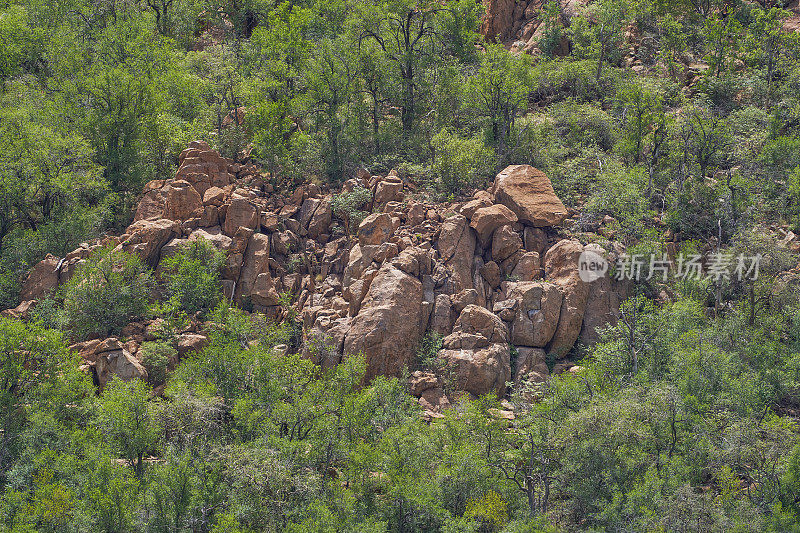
[491,225,523,262]
[234,233,270,303]
[163,180,203,221]
[1,299,37,319]
[407,202,426,226]
[443,304,508,349]
[430,294,454,336]
[307,197,332,239]
[344,264,423,381]
[480,261,502,289]
[358,213,394,246]
[374,176,404,205]
[491,165,567,227]
[544,240,589,357]
[523,226,548,255]
[175,141,232,196]
[134,189,165,221]
[94,348,148,387]
[203,186,226,206]
[439,341,510,397]
[121,219,179,267]
[511,251,541,281]
[437,214,476,293]
[409,371,438,396]
[189,226,232,250]
[514,346,549,386]
[506,281,562,348]
[578,244,621,345]
[20,254,61,301]
[470,204,517,246]
[251,272,281,307]
[223,198,260,236]
[176,333,208,357]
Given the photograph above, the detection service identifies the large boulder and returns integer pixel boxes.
[438,305,511,396]
[578,243,622,345]
[491,165,568,227]
[90,341,148,387]
[307,197,332,239]
[224,198,259,236]
[20,254,61,301]
[439,343,511,398]
[469,205,517,246]
[491,225,523,262]
[442,304,508,349]
[163,180,203,221]
[234,233,270,303]
[439,305,510,397]
[544,239,588,357]
[358,213,393,246]
[344,264,424,381]
[121,218,180,267]
[514,346,549,386]
[505,281,562,348]
[134,182,166,221]
[437,214,477,293]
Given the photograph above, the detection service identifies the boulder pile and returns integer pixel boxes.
[9,140,628,414]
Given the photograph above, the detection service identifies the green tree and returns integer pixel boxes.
[95,377,160,478]
[467,45,531,159]
[356,0,443,136]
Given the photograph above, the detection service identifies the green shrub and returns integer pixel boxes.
[331,185,373,235]
[586,164,652,241]
[160,239,225,315]
[62,247,153,339]
[431,129,495,196]
[139,341,176,386]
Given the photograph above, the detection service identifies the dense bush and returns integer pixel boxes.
[61,247,153,339]
[159,239,225,315]
[431,129,495,196]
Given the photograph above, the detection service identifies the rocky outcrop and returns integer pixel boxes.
[437,214,477,293]
[480,0,586,54]
[10,141,625,405]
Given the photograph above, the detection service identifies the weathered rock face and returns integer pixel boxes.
[121,219,180,267]
[514,346,549,386]
[578,243,623,345]
[234,233,270,304]
[437,214,476,293]
[175,140,232,196]
[344,264,424,381]
[224,198,259,236]
[20,254,61,301]
[505,281,562,348]
[544,239,588,357]
[163,180,203,221]
[439,305,510,397]
[480,0,586,53]
[469,205,518,246]
[11,139,625,404]
[72,338,148,387]
[491,165,568,227]
[358,213,394,246]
